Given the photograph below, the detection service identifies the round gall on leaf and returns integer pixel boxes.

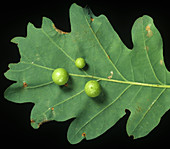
[75,57,86,69]
[84,80,101,98]
[52,68,69,85]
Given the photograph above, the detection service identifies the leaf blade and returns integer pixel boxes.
[4,3,170,144]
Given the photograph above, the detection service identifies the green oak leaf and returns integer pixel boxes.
[4,3,170,144]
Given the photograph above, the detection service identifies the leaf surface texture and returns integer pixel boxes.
[4,3,170,144]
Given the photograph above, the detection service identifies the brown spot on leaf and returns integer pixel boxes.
[145,46,149,52]
[64,83,68,87]
[38,120,51,128]
[160,60,163,65]
[107,76,112,79]
[82,132,86,137]
[91,17,94,22]
[30,119,35,123]
[52,24,68,34]
[107,71,113,79]
[146,25,153,37]
[23,82,28,88]
[136,106,142,112]
[146,25,150,31]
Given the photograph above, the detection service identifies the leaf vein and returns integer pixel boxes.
[20,61,54,71]
[73,85,132,138]
[26,81,54,89]
[42,89,84,115]
[41,28,75,63]
[131,88,166,134]
[83,11,127,81]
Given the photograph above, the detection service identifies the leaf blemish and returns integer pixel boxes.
[23,82,28,88]
[91,17,94,22]
[110,71,113,75]
[5,4,170,144]
[107,76,112,79]
[38,120,51,128]
[64,83,68,87]
[30,119,35,123]
[82,132,86,137]
[146,24,153,37]
[160,60,163,65]
[145,46,149,51]
[107,71,113,79]
[136,106,142,112]
[52,23,68,34]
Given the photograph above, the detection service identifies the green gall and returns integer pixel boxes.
[52,68,69,85]
[84,80,101,97]
[75,57,86,69]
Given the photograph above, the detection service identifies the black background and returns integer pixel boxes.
[1,0,170,148]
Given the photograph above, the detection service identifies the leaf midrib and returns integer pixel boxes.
[37,14,167,89]
[20,61,170,89]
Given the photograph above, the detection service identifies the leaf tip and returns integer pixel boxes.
[27,22,37,32]
[10,38,17,44]
[11,37,23,44]
[70,3,79,8]
[42,16,50,24]
[67,125,84,144]
[30,120,39,129]
[141,15,153,20]
[70,3,83,13]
